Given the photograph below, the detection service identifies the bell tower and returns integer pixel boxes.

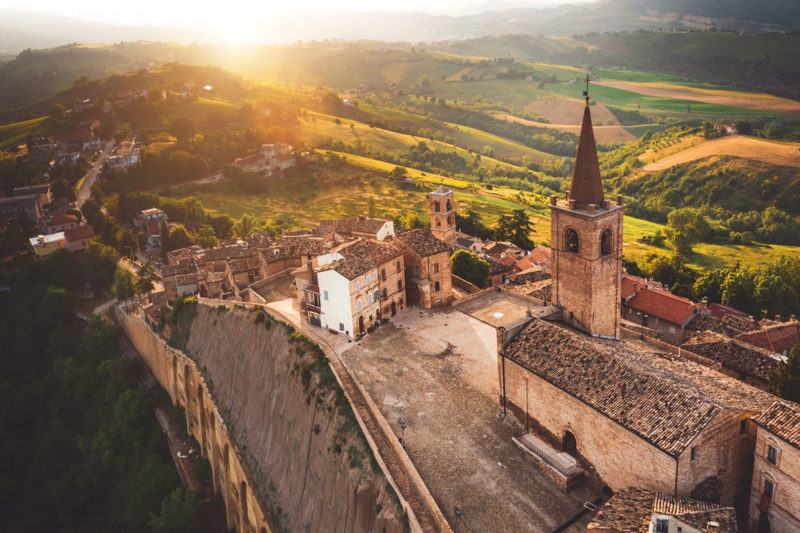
[550,78,624,339]
[430,186,456,243]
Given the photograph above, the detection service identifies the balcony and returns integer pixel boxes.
[301,300,321,313]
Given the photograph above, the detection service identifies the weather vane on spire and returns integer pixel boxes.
[583,74,590,104]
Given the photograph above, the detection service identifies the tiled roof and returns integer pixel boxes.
[736,321,800,354]
[708,303,748,318]
[260,236,326,263]
[626,287,699,325]
[397,228,451,257]
[568,104,604,207]
[485,255,514,275]
[175,272,198,286]
[331,239,404,280]
[529,245,552,264]
[162,263,196,278]
[502,319,774,456]
[202,245,254,262]
[13,184,51,195]
[45,214,77,225]
[227,256,261,274]
[621,274,660,300]
[313,217,389,237]
[64,225,94,242]
[454,237,477,249]
[587,488,736,533]
[681,330,780,381]
[754,401,800,449]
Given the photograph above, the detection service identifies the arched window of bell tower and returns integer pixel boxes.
[566,229,579,254]
[446,199,451,211]
[433,201,440,213]
[601,229,612,257]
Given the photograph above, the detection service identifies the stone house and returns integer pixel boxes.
[485,255,515,286]
[13,184,52,206]
[396,228,453,308]
[135,208,168,245]
[312,217,395,243]
[225,256,263,290]
[312,239,406,339]
[588,488,737,532]
[198,270,226,299]
[162,262,198,304]
[44,214,78,233]
[0,195,43,224]
[749,401,800,533]
[232,154,270,174]
[736,321,800,358]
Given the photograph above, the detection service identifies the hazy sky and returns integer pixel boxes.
[5,0,573,26]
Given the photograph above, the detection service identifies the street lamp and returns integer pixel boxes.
[398,417,406,449]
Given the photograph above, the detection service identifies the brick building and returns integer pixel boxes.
[549,99,624,339]
[750,401,800,533]
[396,228,453,308]
[429,186,456,243]
[624,285,705,345]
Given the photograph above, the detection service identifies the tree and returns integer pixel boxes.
[234,214,256,238]
[169,118,195,143]
[666,208,711,254]
[367,197,376,218]
[81,198,100,224]
[450,250,490,288]
[456,209,492,240]
[754,273,799,319]
[167,226,193,251]
[721,268,757,316]
[693,269,728,304]
[495,209,535,250]
[148,488,201,533]
[196,225,217,249]
[418,76,432,90]
[113,267,137,301]
[642,253,697,297]
[117,229,138,258]
[769,344,800,403]
[159,220,170,256]
[207,214,234,239]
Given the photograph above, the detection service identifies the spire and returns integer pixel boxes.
[568,77,604,207]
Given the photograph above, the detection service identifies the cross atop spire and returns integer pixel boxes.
[583,74,590,105]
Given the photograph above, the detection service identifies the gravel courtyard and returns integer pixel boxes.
[339,305,598,533]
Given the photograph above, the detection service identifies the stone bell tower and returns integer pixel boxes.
[429,186,456,243]
[550,79,624,339]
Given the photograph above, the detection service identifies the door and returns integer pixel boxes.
[391,301,397,316]
[358,315,365,336]
[563,430,577,456]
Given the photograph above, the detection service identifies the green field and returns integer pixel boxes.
[0,116,50,150]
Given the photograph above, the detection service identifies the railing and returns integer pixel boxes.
[514,436,584,479]
[301,301,321,313]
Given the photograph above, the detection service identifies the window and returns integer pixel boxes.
[368,293,373,305]
[767,445,778,464]
[375,289,381,301]
[764,479,774,498]
[357,300,362,312]
[355,281,360,291]
[398,280,403,291]
[433,200,440,212]
[381,269,386,281]
[690,447,697,462]
[446,199,452,211]
[436,218,441,226]
[435,281,440,292]
[654,517,669,533]
[323,290,329,301]
[566,229,579,254]
[434,263,439,274]
[601,229,612,257]
[382,288,387,298]
[339,323,344,331]
[740,419,747,434]
[396,260,401,272]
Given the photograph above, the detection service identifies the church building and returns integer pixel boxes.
[497,92,774,508]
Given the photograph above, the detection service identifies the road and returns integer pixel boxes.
[120,256,164,292]
[77,139,116,207]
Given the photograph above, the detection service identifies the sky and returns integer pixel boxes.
[4,0,574,26]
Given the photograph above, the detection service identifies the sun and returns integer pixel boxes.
[218,25,252,46]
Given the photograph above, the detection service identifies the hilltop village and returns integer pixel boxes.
[106,97,800,533]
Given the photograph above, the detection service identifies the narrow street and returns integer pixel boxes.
[77,139,116,207]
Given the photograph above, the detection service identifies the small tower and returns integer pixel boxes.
[549,78,624,339]
[429,186,456,243]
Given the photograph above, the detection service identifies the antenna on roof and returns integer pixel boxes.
[583,74,590,104]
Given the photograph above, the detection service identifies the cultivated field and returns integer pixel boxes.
[496,112,636,145]
[595,80,800,115]
[642,135,800,171]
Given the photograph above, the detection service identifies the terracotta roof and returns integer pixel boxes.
[455,237,478,249]
[515,256,534,271]
[686,313,759,338]
[621,274,660,300]
[485,255,514,275]
[568,104,604,207]
[682,330,780,381]
[64,225,94,242]
[626,287,700,325]
[45,214,77,226]
[529,245,552,264]
[708,303,748,318]
[202,245,254,262]
[754,401,800,449]
[588,488,736,532]
[331,239,404,280]
[397,228,451,257]
[162,263,196,278]
[501,319,774,456]
[736,321,800,354]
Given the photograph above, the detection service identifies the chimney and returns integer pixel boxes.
[700,297,708,310]
[617,195,624,205]
[775,315,781,322]
[550,195,557,206]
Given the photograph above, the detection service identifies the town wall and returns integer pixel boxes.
[118,306,407,533]
[502,358,678,494]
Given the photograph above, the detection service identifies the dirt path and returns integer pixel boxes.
[594,80,800,114]
[496,113,636,144]
[642,135,800,171]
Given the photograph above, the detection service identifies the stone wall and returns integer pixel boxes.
[748,428,800,532]
[119,306,407,533]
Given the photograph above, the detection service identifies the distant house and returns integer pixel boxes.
[64,225,95,253]
[13,184,52,206]
[44,214,79,233]
[273,153,296,170]
[72,99,93,113]
[0,195,43,224]
[260,143,295,171]
[134,208,168,246]
[106,151,139,169]
[396,228,453,308]
[623,284,705,345]
[312,217,395,242]
[736,321,800,357]
[29,232,66,257]
[232,154,269,174]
